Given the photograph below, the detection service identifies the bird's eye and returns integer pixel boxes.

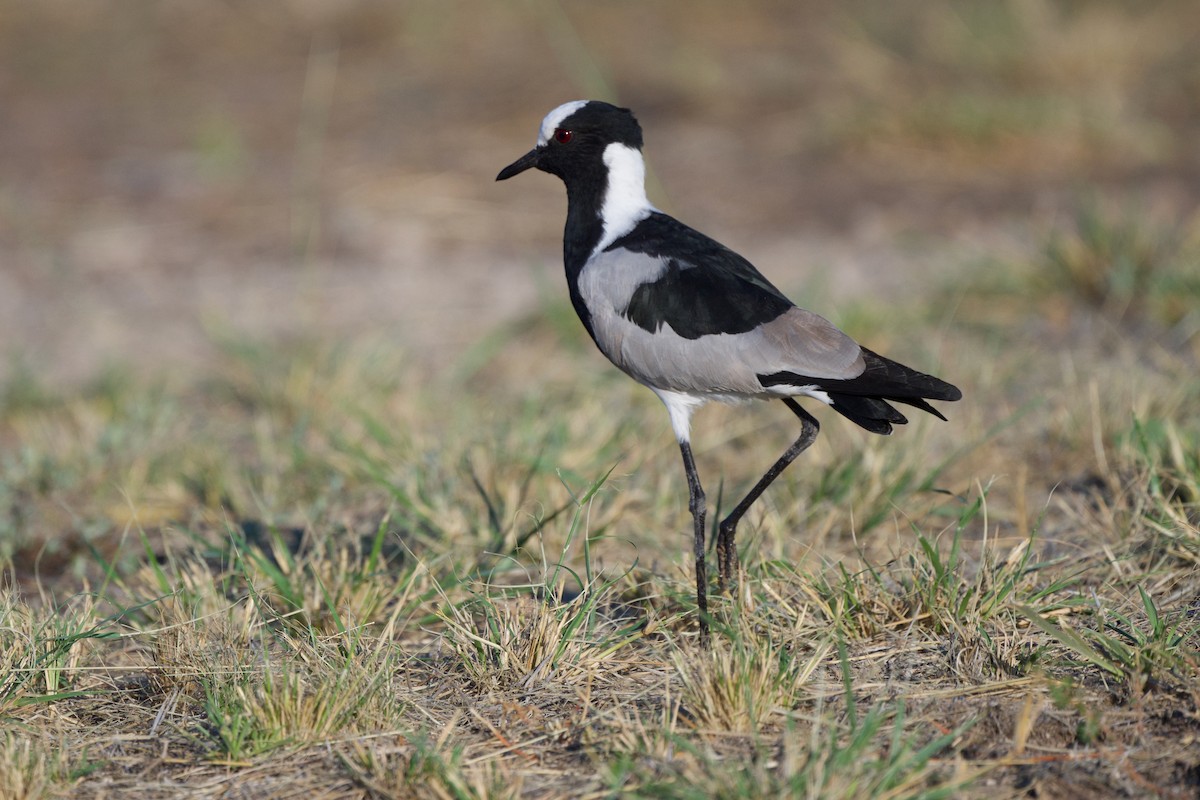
[554,128,573,144]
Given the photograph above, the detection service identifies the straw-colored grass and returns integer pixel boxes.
[3,202,1198,796]
[3,2,1200,797]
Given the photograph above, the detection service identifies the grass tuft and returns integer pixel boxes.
[674,619,828,732]
[0,733,84,800]
[342,733,524,800]
[1042,201,1198,327]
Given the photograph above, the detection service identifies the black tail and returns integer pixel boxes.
[759,348,961,435]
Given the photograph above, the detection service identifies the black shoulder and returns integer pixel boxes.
[611,213,793,339]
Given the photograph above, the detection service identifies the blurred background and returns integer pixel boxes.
[5,6,1200,793]
[2,0,1199,386]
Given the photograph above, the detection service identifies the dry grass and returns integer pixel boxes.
[2,207,1198,796]
[3,2,1200,798]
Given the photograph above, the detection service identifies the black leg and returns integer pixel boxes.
[678,441,709,646]
[716,399,820,591]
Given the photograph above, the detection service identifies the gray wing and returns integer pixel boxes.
[578,247,865,396]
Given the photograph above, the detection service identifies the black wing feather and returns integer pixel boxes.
[760,348,961,435]
[611,213,793,340]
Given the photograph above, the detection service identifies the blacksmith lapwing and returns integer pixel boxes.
[497,100,961,642]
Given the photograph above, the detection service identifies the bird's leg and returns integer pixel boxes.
[716,399,820,592]
[678,440,709,646]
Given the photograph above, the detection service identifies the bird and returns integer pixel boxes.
[496,100,961,643]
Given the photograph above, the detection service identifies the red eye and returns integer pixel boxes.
[554,128,573,144]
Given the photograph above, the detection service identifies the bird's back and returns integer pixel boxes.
[576,212,868,397]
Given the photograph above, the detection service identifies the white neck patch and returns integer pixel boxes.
[595,142,655,255]
[537,99,588,146]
